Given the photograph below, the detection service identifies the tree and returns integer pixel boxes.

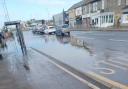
[26,21,32,26]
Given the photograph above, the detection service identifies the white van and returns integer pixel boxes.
[44,26,56,34]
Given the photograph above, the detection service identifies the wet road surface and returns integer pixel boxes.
[0,39,97,89]
[22,31,128,87]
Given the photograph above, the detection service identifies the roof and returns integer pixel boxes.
[68,0,85,11]
[85,0,100,4]
[68,0,101,11]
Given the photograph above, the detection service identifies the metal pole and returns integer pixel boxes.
[16,24,27,56]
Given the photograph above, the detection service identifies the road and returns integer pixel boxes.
[0,37,102,89]
[3,30,128,89]
[0,30,113,89]
[20,31,128,88]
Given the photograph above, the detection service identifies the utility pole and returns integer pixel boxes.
[2,0,10,21]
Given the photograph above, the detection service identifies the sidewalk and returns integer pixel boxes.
[69,27,128,31]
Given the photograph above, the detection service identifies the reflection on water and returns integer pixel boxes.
[56,36,70,44]
[70,36,94,56]
[41,35,95,56]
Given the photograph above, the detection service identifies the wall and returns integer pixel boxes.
[69,9,76,28]
[75,7,82,16]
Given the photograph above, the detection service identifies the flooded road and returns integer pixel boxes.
[0,32,99,89]
[23,31,128,86]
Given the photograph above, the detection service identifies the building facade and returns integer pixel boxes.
[68,1,84,29]
[68,9,76,28]
[54,0,128,30]
[82,0,115,28]
[83,0,128,28]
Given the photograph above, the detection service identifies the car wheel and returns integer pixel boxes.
[68,32,70,35]
[61,33,64,36]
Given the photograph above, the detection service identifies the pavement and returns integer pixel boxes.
[70,27,128,31]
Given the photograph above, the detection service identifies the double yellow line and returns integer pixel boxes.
[86,71,128,89]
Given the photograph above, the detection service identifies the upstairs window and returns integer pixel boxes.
[83,6,87,14]
[93,2,98,12]
[126,0,128,5]
[118,0,121,6]
[102,0,105,9]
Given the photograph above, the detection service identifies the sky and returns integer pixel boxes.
[0,0,81,27]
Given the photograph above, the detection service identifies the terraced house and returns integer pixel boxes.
[60,0,128,29]
[83,0,128,28]
[68,1,84,29]
[82,0,113,28]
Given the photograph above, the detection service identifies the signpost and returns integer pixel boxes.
[4,21,29,70]
[4,21,27,56]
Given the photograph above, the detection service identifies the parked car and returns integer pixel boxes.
[55,24,70,36]
[32,26,45,34]
[44,26,56,34]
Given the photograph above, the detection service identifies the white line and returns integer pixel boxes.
[108,59,128,68]
[78,37,95,40]
[93,34,113,36]
[48,60,100,89]
[116,57,128,62]
[102,61,127,70]
[109,39,128,42]
[94,68,115,75]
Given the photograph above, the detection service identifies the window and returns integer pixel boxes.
[126,0,128,5]
[102,16,104,23]
[118,0,121,6]
[109,15,111,23]
[92,19,94,25]
[104,16,105,23]
[100,16,102,25]
[106,15,108,23]
[93,2,98,12]
[109,15,114,23]
[102,0,105,9]
[111,15,114,23]
[83,6,87,15]
[89,4,91,13]
[96,18,98,25]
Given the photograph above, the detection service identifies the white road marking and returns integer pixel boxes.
[108,59,128,68]
[102,61,127,70]
[95,60,127,70]
[78,37,95,40]
[109,39,128,42]
[94,68,115,75]
[48,59,100,89]
[31,48,100,89]
[116,57,128,62]
[93,34,113,36]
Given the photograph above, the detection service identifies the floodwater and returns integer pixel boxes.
[22,31,128,86]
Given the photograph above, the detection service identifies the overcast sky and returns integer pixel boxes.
[0,0,81,27]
